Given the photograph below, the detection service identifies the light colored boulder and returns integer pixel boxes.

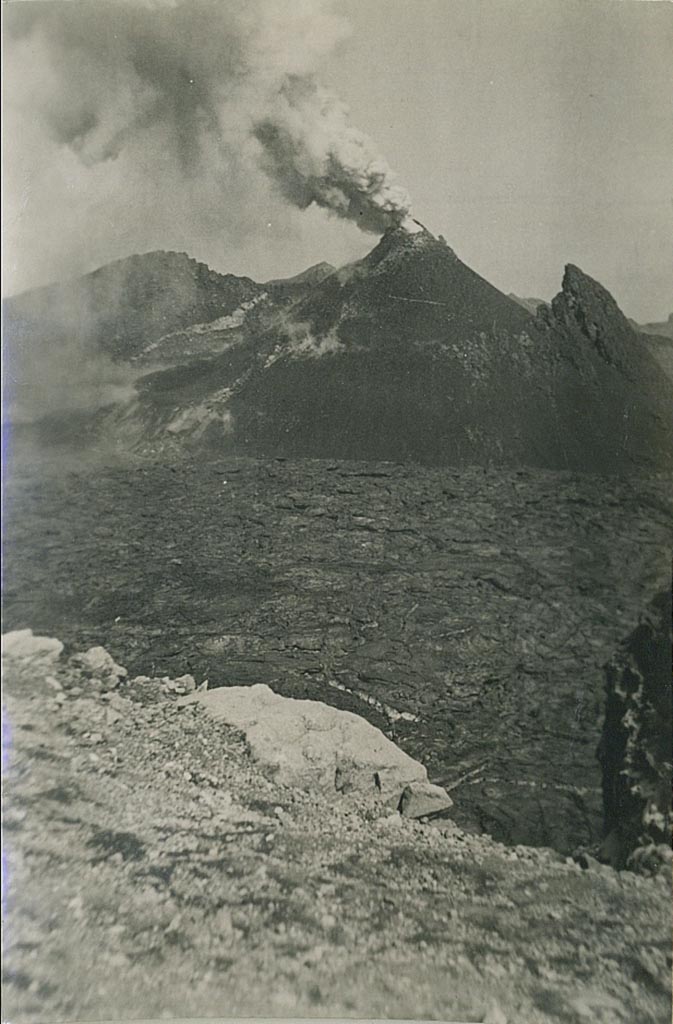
[69,646,128,688]
[182,683,427,803]
[2,629,63,664]
[399,780,453,819]
[162,674,196,695]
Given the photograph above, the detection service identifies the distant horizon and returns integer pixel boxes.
[3,0,672,322]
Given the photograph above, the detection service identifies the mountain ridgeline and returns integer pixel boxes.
[5,251,264,362]
[4,227,672,472]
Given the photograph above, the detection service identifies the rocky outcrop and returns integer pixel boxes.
[3,628,63,664]
[532,263,673,472]
[4,251,264,363]
[543,264,637,373]
[598,589,672,869]
[69,646,128,690]
[181,682,451,814]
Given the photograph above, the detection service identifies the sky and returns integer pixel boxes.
[3,0,672,321]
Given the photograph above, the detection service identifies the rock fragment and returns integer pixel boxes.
[398,781,453,819]
[163,674,196,695]
[69,646,128,690]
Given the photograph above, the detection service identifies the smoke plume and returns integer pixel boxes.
[254,77,410,233]
[4,0,411,289]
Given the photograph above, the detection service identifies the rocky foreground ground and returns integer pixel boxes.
[2,637,671,1024]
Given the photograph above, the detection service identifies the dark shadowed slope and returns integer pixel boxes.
[221,229,673,471]
[642,335,673,383]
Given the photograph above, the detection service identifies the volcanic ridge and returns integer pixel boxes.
[4,223,672,473]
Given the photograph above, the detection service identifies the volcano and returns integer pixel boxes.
[5,226,673,472]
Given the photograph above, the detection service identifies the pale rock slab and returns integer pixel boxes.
[181,683,429,803]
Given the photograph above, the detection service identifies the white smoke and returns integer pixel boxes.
[254,77,410,233]
[4,0,411,250]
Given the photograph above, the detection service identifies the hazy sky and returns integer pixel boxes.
[3,0,672,321]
